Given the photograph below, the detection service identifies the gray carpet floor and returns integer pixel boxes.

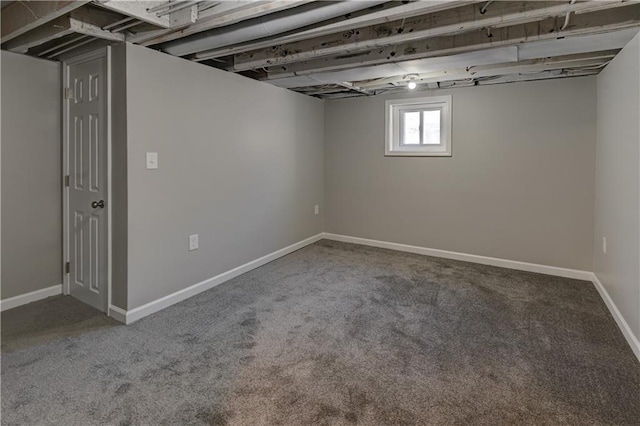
[2,240,639,425]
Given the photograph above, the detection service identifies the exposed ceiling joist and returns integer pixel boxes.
[317,68,600,99]
[161,1,387,57]
[474,69,598,86]
[356,50,618,90]
[2,15,73,53]
[264,4,640,79]
[127,1,262,44]
[2,0,638,99]
[233,0,633,72]
[300,86,354,96]
[44,36,97,59]
[3,6,125,53]
[313,92,370,99]
[192,0,476,61]
[36,34,89,57]
[131,0,313,46]
[336,81,373,96]
[1,0,90,43]
[68,14,125,42]
[468,50,616,76]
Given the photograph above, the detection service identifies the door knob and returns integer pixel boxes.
[91,200,105,209]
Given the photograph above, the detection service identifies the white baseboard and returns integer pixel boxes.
[322,233,593,281]
[107,305,127,323]
[323,233,640,362]
[104,230,639,363]
[591,273,640,362]
[0,284,62,312]
[109,233,324,324]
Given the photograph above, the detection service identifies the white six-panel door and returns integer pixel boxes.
[65,52,108,312]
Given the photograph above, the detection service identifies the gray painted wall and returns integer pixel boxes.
[122,44,324,309]
[324,77,596,271]
[1,51,61,299]
[594,32,640,341]
[0,42,615,320]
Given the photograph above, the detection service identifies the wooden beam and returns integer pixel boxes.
[264,5,640,79]
[1,1,89,43]
[235,1,633,71]
[192,0,474,61]
[68,16,124,42]
[131,1,313,46]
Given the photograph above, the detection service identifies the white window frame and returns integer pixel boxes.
[385,95,452,157]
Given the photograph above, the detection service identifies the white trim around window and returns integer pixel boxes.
[385,95,452,157]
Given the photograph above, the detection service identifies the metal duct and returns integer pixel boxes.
[160,1,386,57]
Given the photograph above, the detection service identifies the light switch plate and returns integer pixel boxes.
[146,152,158,170]
[314,205,319,215]
[189,234,199,251]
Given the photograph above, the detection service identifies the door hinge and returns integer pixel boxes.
[64,87,73,100]
[65,262,70,274]
[64,175,70,187]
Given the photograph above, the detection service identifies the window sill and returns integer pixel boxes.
[384,151,452,157]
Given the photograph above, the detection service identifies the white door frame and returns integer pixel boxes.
[62,46,112,314]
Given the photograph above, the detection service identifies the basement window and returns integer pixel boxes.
[385,95,452,156]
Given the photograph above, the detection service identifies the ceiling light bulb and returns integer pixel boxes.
[408,81,417,90]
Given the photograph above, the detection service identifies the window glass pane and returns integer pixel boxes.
[402,111,421,145]
[422,110,441,145]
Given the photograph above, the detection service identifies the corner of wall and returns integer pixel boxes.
[593,30,640,356]
[110,42,129,310]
